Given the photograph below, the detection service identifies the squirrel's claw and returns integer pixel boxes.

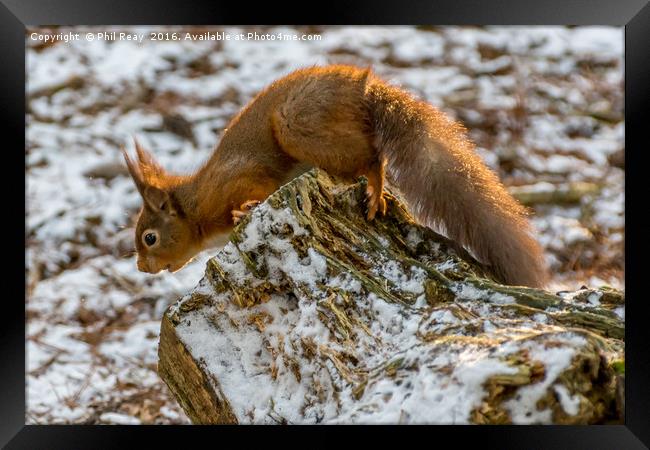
[241,200,261,211]
[231,210,247,224]
[231,200,262,225]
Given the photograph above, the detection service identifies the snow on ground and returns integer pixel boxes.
[26,26,623,424]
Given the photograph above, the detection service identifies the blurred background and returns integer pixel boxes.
[26,25,624,424]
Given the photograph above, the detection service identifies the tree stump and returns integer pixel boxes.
[158,169,624,424]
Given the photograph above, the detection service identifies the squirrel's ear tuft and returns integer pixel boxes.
[134,137,165,181]
[123,146,147,196]
[125,139,179,214]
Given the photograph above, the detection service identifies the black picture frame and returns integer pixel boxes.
[5,0,649,448]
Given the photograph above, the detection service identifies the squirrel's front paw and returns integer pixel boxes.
[232,200,261,225]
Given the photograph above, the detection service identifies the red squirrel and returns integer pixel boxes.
[124,64,548,287]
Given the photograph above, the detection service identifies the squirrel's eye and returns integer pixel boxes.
[144,232,157,246]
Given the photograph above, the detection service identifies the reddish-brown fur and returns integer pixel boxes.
[125,64,548,286]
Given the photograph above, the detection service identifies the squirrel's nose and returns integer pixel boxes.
[136,258,149,273]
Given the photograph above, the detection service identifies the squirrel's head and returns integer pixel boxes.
[123,140,201,274]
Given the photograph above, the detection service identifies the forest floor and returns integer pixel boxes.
[26,25,623,424]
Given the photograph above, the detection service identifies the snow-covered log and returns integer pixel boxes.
[158,169,624,424]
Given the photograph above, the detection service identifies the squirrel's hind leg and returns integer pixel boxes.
[361,158,387,220]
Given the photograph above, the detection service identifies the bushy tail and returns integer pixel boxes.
[365,77,548,287]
